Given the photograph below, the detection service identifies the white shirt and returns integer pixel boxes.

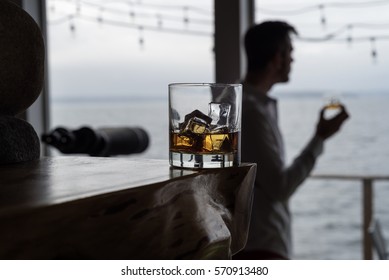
[241,83,324,258]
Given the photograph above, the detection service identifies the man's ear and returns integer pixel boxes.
[272,52,283,70]
[268,51,282,72]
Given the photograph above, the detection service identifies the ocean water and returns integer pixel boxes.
[50,92,389,259]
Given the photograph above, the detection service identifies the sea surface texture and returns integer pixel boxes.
[51,92,389,259]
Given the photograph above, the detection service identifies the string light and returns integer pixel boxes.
[97,6,104,23]
[69,15,76,32]
[53,12,389,48]
[48,0,213,36]
[52,13,213,37]
[183,6,189,26]
[347,24,353,47]
[73,1,213,26]
[138,25,144,48]
[128,2,135,22]
[49,10,389,42]
[319,4,326,28]
[370,37,378,60]
[76,0,81,14]
[79,0,212,16]
[48,0,389,62]
[129,10,136,23]
[257,0,389,16]
[157,13,163,28]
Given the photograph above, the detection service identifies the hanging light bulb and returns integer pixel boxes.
[183,6,189,26]
[128,2,135,22]
[68,15,75,32]
[319,4,326,28]
[157,14,163,28]
[138,26,144,47]
[129,11,136,23]
[346,24,353,47]
[370,37,377,61]
[76,0,81,15]
[97,7,104,23]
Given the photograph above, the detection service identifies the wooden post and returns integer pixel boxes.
[214,0,255,83]
[363,178,373,259]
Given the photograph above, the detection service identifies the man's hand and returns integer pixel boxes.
[315,104,350,140]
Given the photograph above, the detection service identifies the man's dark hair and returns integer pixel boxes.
[244,21,297,73]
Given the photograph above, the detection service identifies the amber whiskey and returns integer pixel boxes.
[170,131,239,154]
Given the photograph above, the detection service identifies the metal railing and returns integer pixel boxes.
[310,174,389,260]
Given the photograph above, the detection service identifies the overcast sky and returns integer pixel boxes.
[47,0,389,100]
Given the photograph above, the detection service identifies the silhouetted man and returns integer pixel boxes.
[234,21,349,259]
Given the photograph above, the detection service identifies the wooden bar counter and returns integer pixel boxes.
[0,157,256,260]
